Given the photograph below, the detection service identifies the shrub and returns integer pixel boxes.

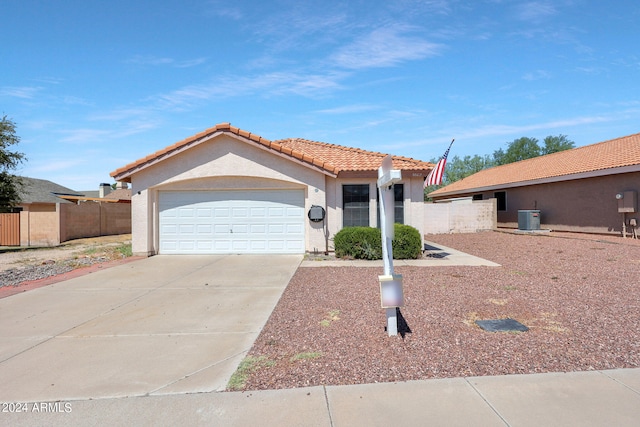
[333,227,382,260]
[333,224,422,260]
[392,223,422,259]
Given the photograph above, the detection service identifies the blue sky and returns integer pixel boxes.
[3,0,640,190]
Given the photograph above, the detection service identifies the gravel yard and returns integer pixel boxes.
[238,230,640,391]
[0,235,132,288]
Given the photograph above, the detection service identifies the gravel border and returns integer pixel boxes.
[237,230,640,391]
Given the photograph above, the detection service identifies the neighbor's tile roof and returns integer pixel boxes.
[430,132,640,197]
[110,123,432,181]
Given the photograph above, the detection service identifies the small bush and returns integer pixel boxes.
[392,223,422,259]
[333,227,382,260]
[333,224,422,260]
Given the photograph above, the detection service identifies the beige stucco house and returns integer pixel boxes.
[429,132,640,235]
[110,123,433,256]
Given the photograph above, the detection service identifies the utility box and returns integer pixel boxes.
[617,191,638,213]
[518,210,541,230]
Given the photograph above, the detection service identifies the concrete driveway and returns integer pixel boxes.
[0,254,301,402]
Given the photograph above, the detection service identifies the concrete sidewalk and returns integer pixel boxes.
[4,368,640,426]
[300,240,501,267]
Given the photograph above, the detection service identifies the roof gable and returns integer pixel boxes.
[110,123,432,182]
[430,132,640,197]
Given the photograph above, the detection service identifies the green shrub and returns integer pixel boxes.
[392,223,422,259]
[333,224,422,260]
[333,227,382,260]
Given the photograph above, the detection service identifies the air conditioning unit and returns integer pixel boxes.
[518,210,541,230]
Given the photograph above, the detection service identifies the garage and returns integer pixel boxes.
[159,189,305,254]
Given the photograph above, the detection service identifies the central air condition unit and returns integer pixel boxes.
[518,210,541,230]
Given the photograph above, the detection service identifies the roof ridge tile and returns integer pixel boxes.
[111,123,432,180]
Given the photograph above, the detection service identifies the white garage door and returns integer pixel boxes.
[159,190,305,254]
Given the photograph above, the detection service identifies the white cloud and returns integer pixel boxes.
[522,70,551,80]
[59,128,112,144]
[331,26,442,69]
[127,55,174,66]
[153,70,348,110]
[515,1,557,22]
[205,0,243,20]
[27,159,84,173]
[0,86,43,99]
[175,58,207,68]
[315,104,378,114]
[126,55,206,68]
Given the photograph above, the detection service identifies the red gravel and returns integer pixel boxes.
[240,230,640,390]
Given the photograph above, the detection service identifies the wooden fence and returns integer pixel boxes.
[0,213,20,246]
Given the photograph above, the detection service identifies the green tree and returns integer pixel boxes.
[0,115,27,212]
[424,154,494,200]
[493,137,541,165]
[444,154,494,183]
[424,134,576,200]
[542,134,575,154]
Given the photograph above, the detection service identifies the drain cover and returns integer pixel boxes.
[475,318,529,332]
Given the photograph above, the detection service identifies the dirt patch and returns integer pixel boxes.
[0,234,132,273]
[0,235,134,292]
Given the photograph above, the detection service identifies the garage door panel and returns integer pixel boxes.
[287,224,304,234]
[197,208,212,217]
[196,224,212,234]
[159,190,304,254]
[232,224,249,235]
[250,207,266,217]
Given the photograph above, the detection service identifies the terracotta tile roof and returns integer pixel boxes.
[110,123,433,181]
[430,132,640,198]
[274,138,432,173]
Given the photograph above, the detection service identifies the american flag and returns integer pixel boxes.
[425,139,454,187]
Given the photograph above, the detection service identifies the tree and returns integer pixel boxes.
[542,134,575,154]
[493,137,541,165]
[0,115,27,212]
[424,134,576,200]
[444,154,494,183]
[423,154,494,200]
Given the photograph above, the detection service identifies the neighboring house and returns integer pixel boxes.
[79,182,132,201]
[0,177,131,247]
[429,132,640,235]
[110,122,433,256]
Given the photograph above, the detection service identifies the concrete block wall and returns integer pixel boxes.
[424,199,496,234]
[60,202,131,242]
[19,204,60,246]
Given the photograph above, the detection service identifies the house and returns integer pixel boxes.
[428,132,640,235]
[78,182,132,202]
[110,123,433,256]
[0,177,132,247]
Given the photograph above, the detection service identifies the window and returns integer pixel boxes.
[343,184,370,227]
[494,191,507,211]
[377,184,404,226]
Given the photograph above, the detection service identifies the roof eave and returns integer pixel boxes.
[430,164,640,198]
[110,128,341,182]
